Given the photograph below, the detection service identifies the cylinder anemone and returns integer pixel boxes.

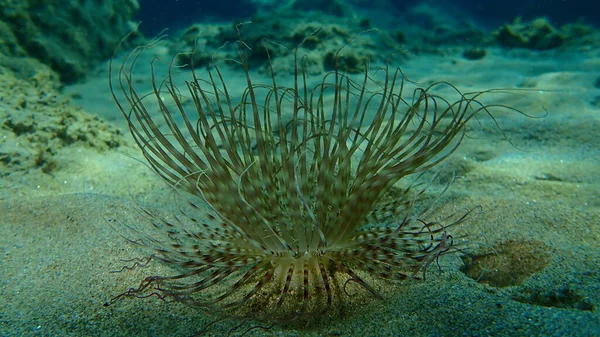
[107,32,499,325]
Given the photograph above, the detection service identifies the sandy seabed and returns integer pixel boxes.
[1,45,599,336]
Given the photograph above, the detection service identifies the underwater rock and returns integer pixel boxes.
[495,17,564,50]
[0,20,26,57]
[0,0,139,83]
[173,11,379,75]
[0,66,122,176]
[559,21,600,49]
[462,47,487,60]
[323,49,369,73]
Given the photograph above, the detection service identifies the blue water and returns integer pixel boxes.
[136,0,600,35]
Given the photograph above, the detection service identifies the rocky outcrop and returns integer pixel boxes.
[0,0,139,83]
